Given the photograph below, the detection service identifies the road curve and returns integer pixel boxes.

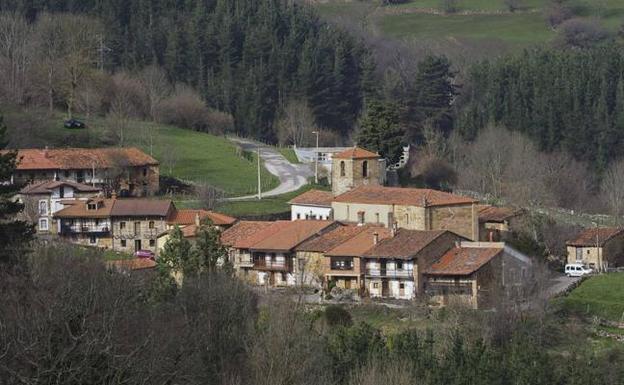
[227,137,313,201]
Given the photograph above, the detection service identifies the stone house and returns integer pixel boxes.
[110,199,175,255]
[220,221,275,280]
[17,180,100,234]
[332,185,479,240]
[54,198,115,248]
[362,229,465,300]
[566,227,624,271]
[8,147,159,196]
[288,189,334,221]
[478,205,524,242]
[157,209,237,250]
[423,242,532,309]
[331,147,386,196]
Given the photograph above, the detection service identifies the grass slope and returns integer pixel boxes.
[562,273,624,322]
[278,147,301,164]
[317,0,623,50]
[2,107,279,197]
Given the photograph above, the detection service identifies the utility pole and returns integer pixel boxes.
[257,145,262,200]
[312,130,319,184]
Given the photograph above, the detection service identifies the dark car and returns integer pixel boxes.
[64,118,86,129]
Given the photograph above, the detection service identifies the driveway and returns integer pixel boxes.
[545,275,581,298]
[227,137,313,200]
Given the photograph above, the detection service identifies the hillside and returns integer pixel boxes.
[316,0,623,53]
[2,108,279,197]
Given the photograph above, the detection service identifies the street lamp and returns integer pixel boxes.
[312,131,319,184]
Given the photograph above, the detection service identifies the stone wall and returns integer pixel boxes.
[331,158,383,196]
[429,204,478,240]
[111,217,168,254]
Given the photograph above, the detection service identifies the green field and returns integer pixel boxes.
[316,0,623,50]
[562,273,624,322]
[278,147,300,164]
[3,107,279,197]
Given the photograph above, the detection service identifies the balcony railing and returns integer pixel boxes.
[254,259,292,271]
[237,256,254,267]
[366,269,413,278]
[61,225,110,235]
[330,264,354,271]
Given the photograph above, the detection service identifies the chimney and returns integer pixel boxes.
[195,211,201,227]
[44,146,49,158]
[373,232,379,245]
[454,240,461,248]
[391,222,398,237]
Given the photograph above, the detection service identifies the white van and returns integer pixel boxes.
[564,264,593,277]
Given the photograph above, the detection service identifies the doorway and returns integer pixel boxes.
[134,239,142,252]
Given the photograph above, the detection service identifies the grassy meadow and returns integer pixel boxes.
[561,273,624,322]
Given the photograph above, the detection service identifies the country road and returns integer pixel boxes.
[227,137,313,200]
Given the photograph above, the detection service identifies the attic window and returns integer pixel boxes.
[87,203,97,211]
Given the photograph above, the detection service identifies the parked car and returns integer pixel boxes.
[135,249,155,259]
[564,263,593,277]
[64,118,86,129]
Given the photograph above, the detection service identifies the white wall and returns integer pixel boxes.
[291,204,332,221]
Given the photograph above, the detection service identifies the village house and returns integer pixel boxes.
[331,147,386,196]
[8,147,159,196]
[157,209,237,249]
[423,242,532,309]
[288,189,334,221]
[362,229,465,300]
[110,199,175,255]
[566,227,624,272]
[54,197,115,248]
[321,226,391,292]
[295,224,369,287]
[478,205,524,242]
[17,180,100,234]
[331,185,480,241]
[220,221,275,278]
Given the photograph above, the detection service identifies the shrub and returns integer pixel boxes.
[325,305,353,328]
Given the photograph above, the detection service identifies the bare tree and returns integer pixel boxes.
[441,0,459,14]
[277,99,317,147]
[138,64,171,121]
[0,13,33,104]
[601,159,624,225]
[161,145,180,176]
[32,13,64,112]
[195,183,224,210]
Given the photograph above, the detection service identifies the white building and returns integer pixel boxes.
[288,189,334,221]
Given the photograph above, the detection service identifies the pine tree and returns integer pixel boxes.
[194,221,230,274]
[158,225,197,279]
[357,101,405,164]
[0,115,34,271]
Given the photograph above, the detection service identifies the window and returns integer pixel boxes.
[149,239,155,247]
[120,222,126,230]
[362,160,368,177]
[95,219,100,226]
[89,235,97,244]
[340,161,346,177]
[375,213,380,223]
[38,218,49,231]
[64,171,70,178]
[149,221,155,229]
[296,213,301,219]
[404,213,409,225]
[38,200,48,215]
[396,261,403,270]
[576,248,582,261]
[87,203,97,211]
[373,282,379,289]
[357,211,365,225]
[121,240,127,247]
[587,249,591,255]
[399,283,405,290]
[59,186,65,198]
[143,168,148,177]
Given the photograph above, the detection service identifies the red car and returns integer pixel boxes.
[135,250,155,260]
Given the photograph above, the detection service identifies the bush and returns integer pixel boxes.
[325,305,353,327]
[555,18,611,49]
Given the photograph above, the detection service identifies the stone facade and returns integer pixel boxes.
[331,157,385,196]
[111,217,167,254]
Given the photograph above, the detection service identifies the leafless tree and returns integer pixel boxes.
[161,145,180,176]
[0,13,33,104]
[156,84,210,131]
[601,159,624,225]
[441,0,459,14]
[277,99,317,146]
[555,18,611,49]
[545,2,573,29]
[32,13,64,111]
[195,183,224,210]
[138,64,171,121]
[348,359,414,385]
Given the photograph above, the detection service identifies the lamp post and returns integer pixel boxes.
[312,130,319,184]
[257,144,262,200]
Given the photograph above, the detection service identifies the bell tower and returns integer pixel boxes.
[331,146,383,196]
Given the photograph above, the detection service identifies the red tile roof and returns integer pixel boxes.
[167,209,236,226]
[363,229,450,259]
[20,180,100,195]
[10,147,158,170]
[333,147,379,160]
[326,226,390,257]
[425,247,503,276]
[333,186,477,207]
[220,221,274,247]
[296,224,368,252]
[107,258,157,271]
[478,205,522,223]
[249,220,336,252]
[566,227,624,247]
[110,199,173,217]
[53,198,115,219]
[288,189,334,207]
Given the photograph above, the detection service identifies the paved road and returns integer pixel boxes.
[227,137,313,200]
[545,275,581,298]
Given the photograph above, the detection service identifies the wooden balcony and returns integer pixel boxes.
[253,259,292,272]
[366,269,413,279]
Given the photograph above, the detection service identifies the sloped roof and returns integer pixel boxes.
[54,198,115,219]
[107,258,157,271]
[288,189,334,207]
[326,226,391,257]
[333,147,380,160]
[296,224,368,252]
[220,221,274,247]
[249,220,335,252]
[363,229,450,259]
[424,247,503,276]
[20,180,100,195]
[10,147,158,170]
[566,227,624,247]
[110,199,173,217]
[168,209,236,226]
[478,205,522,223]
[333,186,477,207]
